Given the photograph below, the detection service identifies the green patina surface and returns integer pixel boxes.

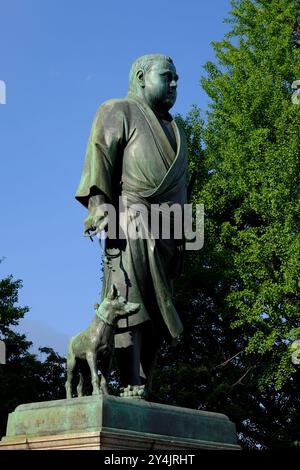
[4,395,237,445]
[74,54,190,396]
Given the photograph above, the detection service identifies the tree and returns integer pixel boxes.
[153,0,300,449]
[0,269,66,438]
[201,0,300,390]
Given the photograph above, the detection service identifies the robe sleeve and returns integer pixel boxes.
[75,100,127,208]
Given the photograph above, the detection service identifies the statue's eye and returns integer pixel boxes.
[162,72,178,82]
[161,72,172,80]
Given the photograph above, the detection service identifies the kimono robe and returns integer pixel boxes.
[76,94,188,340]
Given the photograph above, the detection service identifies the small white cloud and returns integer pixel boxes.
[15,318,69,357]
[0,80,6,104]
[85,74,95,82]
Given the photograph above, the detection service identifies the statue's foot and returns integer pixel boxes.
[120,384,147,399]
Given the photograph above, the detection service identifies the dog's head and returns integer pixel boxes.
[97,284,140,326]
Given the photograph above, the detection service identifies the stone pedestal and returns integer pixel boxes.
[0,395,240,450]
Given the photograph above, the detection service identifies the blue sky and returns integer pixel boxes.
[0,0,232,356]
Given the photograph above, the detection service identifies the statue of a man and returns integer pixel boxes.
[75,54,188,398]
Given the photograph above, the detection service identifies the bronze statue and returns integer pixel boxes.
[75,54,188,399]
[65,284,140,398]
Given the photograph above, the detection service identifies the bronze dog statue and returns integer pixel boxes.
[65,284,140,398]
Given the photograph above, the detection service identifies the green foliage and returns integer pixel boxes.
[153,0,300,449]
[0,276,29,335]
[201,0,300,390]
[0,267,66,438]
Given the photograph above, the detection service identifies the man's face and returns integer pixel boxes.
[143,60,178,113]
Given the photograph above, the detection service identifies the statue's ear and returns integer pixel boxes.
[107,283,118,300]
[136,69,145,88]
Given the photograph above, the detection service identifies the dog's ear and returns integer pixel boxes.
[107,283,118,300]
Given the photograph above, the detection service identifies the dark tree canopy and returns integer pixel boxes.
[0,269,66,438]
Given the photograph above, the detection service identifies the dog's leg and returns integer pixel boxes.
[99,355,111,395]
[86,352,100,395]
[77,371,84,397]
[65,353,76,399]
[100,374,109,395]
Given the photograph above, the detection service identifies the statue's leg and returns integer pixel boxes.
[86,352,100,395]
[114,326,142,387]
[140,322,162,398]
[115,322,161,398]
[65,354,76,399]
[76,371,84,397]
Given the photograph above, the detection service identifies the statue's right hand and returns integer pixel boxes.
[83,205,109,237]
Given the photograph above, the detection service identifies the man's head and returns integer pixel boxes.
[129,54,178,114]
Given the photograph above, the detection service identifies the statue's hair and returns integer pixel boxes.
[129,54,173,94]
